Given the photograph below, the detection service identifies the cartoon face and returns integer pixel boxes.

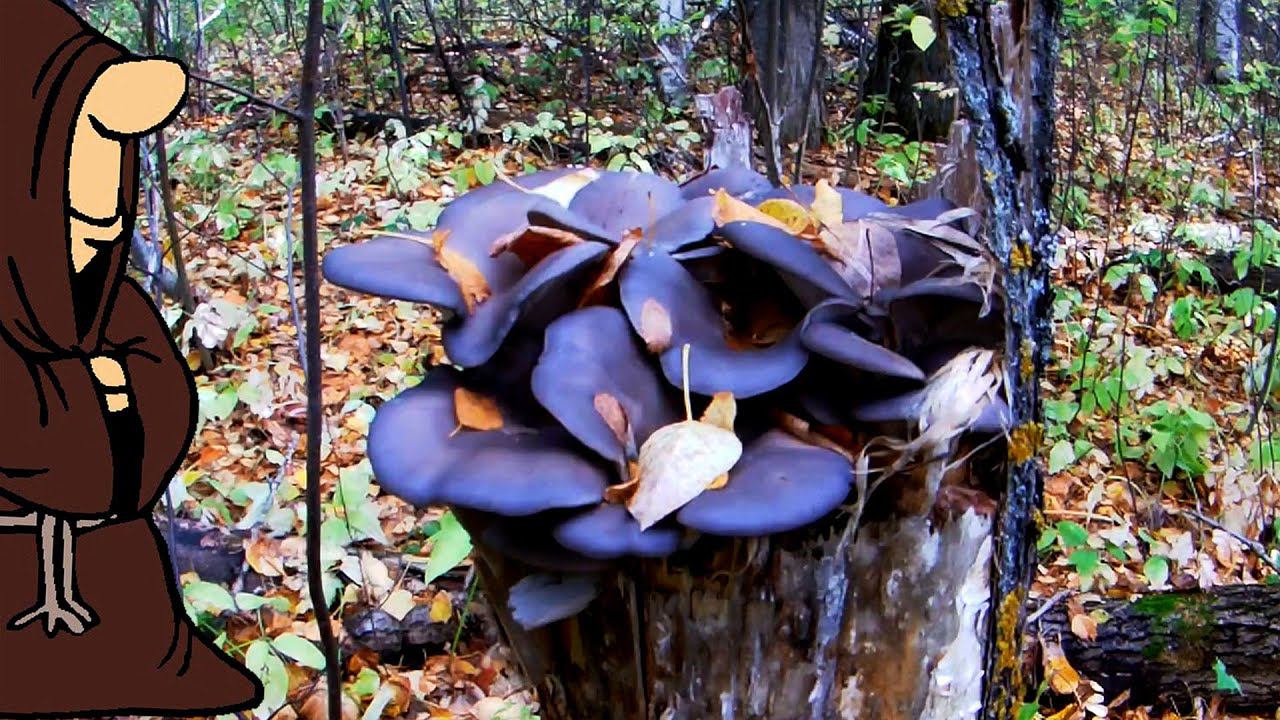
[68,58,186,273]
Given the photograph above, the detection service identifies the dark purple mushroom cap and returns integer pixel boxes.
[435,168,576,226]
[718,221,857,305]
[880,277,1004,355]
[482,518,611,573]
[853,387,1011,434]
[619,247,809,398]
[645,195,717,253]
[679,165,773,201]
[677,431,852,536]
[554,504,682,559]
[531,306,678,462]
[443,241,609,367]
[508,572,601,630]
[367,370,607,515]
[322,236,466,313]
[760,184,890,220]
[564,171,685,237]
[800,299,924,381]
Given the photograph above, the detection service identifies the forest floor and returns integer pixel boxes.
[142,34,1280,720]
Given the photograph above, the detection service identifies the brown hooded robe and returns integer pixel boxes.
[0,1,263,714]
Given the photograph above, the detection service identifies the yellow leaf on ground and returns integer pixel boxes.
[454,387,503,431]
[429,590,453,623]
[1042,639,1083,695]
[627,419,742,530]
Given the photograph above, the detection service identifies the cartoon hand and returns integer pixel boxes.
[69,58,187,273]
[90,356,130,412]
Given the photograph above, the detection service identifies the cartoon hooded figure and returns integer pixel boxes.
[0,0,263,714]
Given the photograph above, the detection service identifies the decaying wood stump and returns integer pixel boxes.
[464,508,995,720]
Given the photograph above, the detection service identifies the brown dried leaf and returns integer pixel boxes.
[526,168,599,206]
[490,225,583,267]
[711,189,795,233]
[706,473,729,490]
[454,387,503,431]
[434,229,491,312]
[639,298,673,353]
[594,392,632,448]
[699,392,737,432]
[579,231,640,306]
[1042,638,1083,695]
[627,419,742,530]
[815,220,902,297]
[604,474,640,504]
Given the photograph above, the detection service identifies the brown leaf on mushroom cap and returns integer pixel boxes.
[604,473,640,504]
[490,225,584,267]
[578,231,640,306]
[699,392,736,432]
[593,392,633,449]
[711,189,794,233]
[813,220,902,297]
[433,229,491,312]
[627,419,742,530]
[639,298,673,353]
[454,387,503,431]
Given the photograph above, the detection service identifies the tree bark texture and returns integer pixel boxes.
[940,0,1059,715]
[1038,584,1280,712]
[465,509,995,720]
[742,0,826,149]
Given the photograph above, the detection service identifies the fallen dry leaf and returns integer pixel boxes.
[579,231,640,306]
[525,167,599,206]
[434,229,491,312]
[711,189,795,233]
[1042,638,1083,695]
[638,298,673,353]
[627,419,742,529]
[429,589,453,623]
[810,179,844,227]
[699,392,737,432]
[455,387,504,431]
[594,392,633,449]
[489,225,583,267]
[756,198,814,234]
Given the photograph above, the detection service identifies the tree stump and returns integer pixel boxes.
[464,508,996,720]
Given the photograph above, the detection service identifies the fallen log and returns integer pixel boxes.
[1037,584,1280,712]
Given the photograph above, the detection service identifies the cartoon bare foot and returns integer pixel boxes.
[8,514,97,636]
[9,598,93,636]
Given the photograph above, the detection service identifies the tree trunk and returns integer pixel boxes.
[742,0,825,150]
[1199,0,1241,82]
[1039,585,1280,712]
[864,1,955,142]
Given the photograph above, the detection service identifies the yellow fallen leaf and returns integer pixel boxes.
[429,590,453,623]
[699,392,737,432]
[454,387,503,431]
[1042,639,1083,695]
[706,473,729,490]
[756,198,813,234]
[382,588,417,621]
[711,189,795,233]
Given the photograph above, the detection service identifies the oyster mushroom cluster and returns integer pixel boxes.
[324,166,1008,627]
